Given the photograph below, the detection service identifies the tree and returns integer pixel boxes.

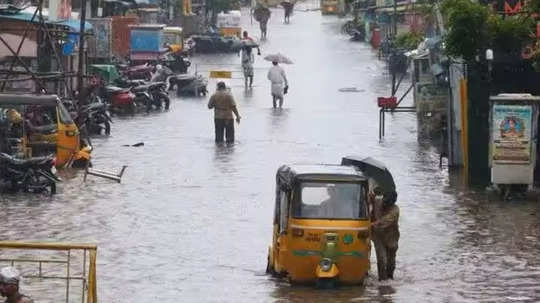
[442,0,536,62]
[442,0,491,61]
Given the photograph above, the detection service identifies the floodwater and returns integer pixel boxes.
[2,2,540,302]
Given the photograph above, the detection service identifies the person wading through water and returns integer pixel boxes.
[370,189,400,280]
[207,81,241,144]
[0,267,33,303]
[267,61,289,109]
[241,46,255,88]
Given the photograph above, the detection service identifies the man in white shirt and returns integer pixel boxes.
[267,61,288,109]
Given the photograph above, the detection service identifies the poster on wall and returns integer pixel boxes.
[492,104,532,164]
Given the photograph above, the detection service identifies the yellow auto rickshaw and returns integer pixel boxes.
[320,0,339,14]
[163,26,184,53]
[0,94,91,168]
[267,163,371,287]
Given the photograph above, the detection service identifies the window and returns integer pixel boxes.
[293,182,366,220]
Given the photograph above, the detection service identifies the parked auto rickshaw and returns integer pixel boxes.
[163,26,184,54]
[0,94,91,168]
[267,164,371,287]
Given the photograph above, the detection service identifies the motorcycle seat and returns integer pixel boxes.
[174,74,197,81]
[148,82,165,89]
[131,84,151,93]
[105,86,130,94]
[0,153,53,166]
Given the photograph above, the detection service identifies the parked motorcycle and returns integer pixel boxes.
[82,97,113,135]
[130,82,170,112]
[0,153,59,194]
[174,74,208,96]
[117,63,154,81]
[98,85,137,115]
[63,98,112,136]
[160,53,191,74]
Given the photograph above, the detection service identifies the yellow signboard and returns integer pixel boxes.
[210,70,232,79]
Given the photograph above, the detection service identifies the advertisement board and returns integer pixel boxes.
[491,104,532,164]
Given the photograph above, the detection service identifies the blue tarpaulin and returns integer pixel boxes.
[62,33,78,55]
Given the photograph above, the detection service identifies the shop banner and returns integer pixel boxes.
[492,104,532,164]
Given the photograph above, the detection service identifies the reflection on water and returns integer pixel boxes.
[0,4,539,303]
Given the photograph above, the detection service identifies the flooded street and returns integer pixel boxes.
[2,2,540,302]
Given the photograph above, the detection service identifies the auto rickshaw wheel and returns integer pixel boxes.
[266,254,278,276]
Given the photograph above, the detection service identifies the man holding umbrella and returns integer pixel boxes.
[239,31,260,89]
[281,0,294,23]
[265,53,291,109]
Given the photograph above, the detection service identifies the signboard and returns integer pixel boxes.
[491,104,532,164]
[87,18,112,58]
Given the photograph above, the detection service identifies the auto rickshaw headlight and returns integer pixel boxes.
[65,130,77,137]
[320,258,333,272]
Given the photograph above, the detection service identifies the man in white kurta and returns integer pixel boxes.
[267,61,288,108]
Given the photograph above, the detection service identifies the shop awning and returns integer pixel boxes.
[0,11,93,33]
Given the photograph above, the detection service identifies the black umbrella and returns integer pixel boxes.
[341,156,396,194]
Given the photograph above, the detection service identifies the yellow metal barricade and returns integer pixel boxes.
[0,241,98,303]
[209,70,233,79]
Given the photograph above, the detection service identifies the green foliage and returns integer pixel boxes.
[488,16,535,54]
[394,32,425,51]
[442,0,536,61]
[442,0,491,61]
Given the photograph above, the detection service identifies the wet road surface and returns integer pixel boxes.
[2,2,540,302]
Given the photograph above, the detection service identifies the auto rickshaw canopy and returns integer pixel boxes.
[0,94,60,106]
[277,164,366,190]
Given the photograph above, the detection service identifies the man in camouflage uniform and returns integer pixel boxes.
[371,191,400,280]
[0,267,33,303]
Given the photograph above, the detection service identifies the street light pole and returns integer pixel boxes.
[393,0,397,36]
[78,0,87,101]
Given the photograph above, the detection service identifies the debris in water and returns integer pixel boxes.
[122,142,145,147]
[339,87,364,93]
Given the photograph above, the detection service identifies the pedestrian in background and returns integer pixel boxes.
[241,46,255,88]
[260,18,269,39]
[208,82,241,144]
[267,61,289,108]
[282,0,294,23]
[254,5,271,40]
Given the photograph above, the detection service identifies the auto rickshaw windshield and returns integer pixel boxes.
[293,181,367,220]
[57,102,74,124]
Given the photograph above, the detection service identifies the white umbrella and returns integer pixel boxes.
[264,53,293,64]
